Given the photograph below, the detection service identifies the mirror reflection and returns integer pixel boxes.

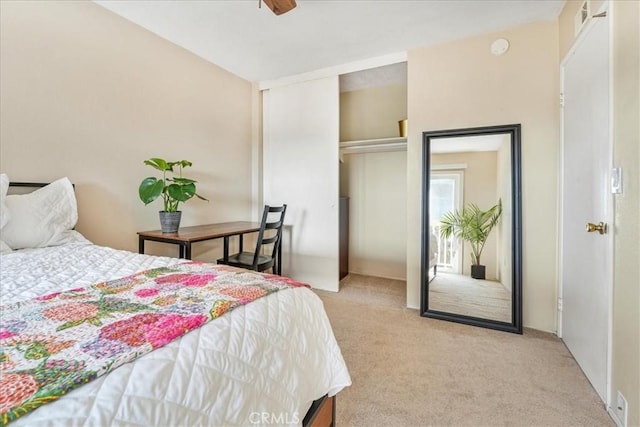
[421,124,522,333]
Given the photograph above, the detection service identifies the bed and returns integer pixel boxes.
[0,176,351,426]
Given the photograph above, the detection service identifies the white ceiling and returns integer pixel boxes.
[94,0,565,84]
[340,62,407,92]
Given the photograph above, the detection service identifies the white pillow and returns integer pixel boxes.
[0,173,9,229]
[0,173,10,251]
[2,177,78,250]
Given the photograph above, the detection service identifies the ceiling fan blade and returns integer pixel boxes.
[262,0,297,15]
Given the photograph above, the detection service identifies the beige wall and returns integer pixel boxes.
[611,0,640,416]
[339,83,408,280]
[610,2,640,423]
[431,151,499,279]
[611,1,639,424]
[407,20,560,332]
[340,83,407,141]
[0,0,254,260]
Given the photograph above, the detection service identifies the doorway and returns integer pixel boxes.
[559,10,612,404]
[429,171,463,274]
[338,63,408,289]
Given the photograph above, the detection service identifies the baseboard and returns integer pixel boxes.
[608,406,624,427]
[345,271,407,282]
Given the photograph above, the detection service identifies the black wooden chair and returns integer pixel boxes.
[217,204,287,275]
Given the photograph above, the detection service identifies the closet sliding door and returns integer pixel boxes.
[262,77,340,291]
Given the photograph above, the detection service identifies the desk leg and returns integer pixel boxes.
[223,237,229,261]
[185,243,192,260]
[239,234,244,253]
[139,236,145,254]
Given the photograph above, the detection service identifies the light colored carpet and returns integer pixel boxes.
[314,274,613,427]
[428,272,511,323]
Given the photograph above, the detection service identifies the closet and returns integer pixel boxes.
[261,59,407,291]
[338,62,408,281]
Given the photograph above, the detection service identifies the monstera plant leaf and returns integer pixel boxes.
[138,177,164,205]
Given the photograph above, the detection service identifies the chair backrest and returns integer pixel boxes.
[252,204,287,270]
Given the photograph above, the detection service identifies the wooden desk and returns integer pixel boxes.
[137,221,262,260]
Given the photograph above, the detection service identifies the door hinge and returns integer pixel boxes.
[558,298,563,312]
[560,92,565,108]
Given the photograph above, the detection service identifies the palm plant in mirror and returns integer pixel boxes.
[139,158,208,233]
[438,199,502,280]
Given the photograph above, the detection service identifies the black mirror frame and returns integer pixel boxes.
[420,124,522,334]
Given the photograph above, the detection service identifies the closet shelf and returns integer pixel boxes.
[339,137,407,154]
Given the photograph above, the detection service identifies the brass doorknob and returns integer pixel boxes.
[586,222,608,234]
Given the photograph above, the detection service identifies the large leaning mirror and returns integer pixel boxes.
[421,124,522,334]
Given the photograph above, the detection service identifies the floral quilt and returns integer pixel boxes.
[0,262,308,426]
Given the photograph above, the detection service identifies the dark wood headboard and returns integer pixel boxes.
[8,182,48,188]
[8,182,77,196]
[8,182,49,195]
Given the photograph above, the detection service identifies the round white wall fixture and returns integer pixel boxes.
[491,38,510,56]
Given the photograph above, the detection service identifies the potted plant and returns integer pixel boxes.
[138,158,207,233]
[438,200,502,280]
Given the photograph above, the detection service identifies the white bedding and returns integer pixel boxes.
[0,242,351,426]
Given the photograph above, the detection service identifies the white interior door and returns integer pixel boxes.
[262,77,340,291]
[560,14,611,402]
